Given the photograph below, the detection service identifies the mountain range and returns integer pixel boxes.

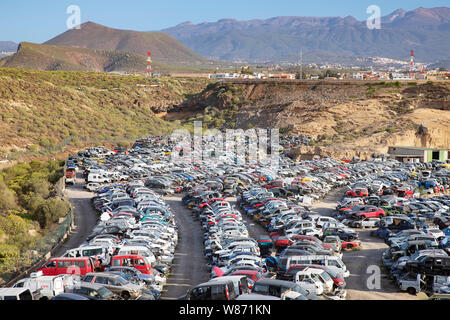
[0,41,18,52]
[161,7,450,63]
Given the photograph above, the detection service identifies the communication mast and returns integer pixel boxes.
[147,51,152,77]
[299,49,303,80]
[409,50,415,78]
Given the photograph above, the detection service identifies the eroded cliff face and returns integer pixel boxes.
[173,80,449,159]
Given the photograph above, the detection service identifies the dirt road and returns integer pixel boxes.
[311,188,419,300]
[160,195,210,300]
[53,174,98,257]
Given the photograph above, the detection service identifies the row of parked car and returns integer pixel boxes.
[329,162,450,298]
[174,154,387,300]
[2,143,205,300]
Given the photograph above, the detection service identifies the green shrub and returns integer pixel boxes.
[34,198,70,229]
[0,176,17,212]
[0,244,20,273]
[0,215,28,235]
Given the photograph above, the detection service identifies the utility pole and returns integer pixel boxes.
[147,51,152,77]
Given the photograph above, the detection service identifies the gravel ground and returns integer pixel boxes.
[160,195,210,300]
[310,188,419,300]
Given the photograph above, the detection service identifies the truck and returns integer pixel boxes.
[0,288,35,300]
[398,273,450,296]
[12,271,75,299]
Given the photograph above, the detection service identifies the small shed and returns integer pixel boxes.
[388,146,448,163]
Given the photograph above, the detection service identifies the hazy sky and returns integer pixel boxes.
[0,0,448,43]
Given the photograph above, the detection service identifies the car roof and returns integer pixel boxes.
[196,279,234,287]
[254,279,297,287]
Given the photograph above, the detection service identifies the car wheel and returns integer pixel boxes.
[407,288,416,295]
[347,244,353,249]
[121,291,131,300]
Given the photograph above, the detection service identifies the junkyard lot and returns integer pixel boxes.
[311,188,419,300]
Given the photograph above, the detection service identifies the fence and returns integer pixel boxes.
[0,209,74,287]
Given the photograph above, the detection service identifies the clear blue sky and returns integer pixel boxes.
[0,0,448,43]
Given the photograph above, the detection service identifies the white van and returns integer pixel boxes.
[87,173,111,183]
[280,255,349,277]
[63,245,113,265]
[117,246,156,265]
[12,272,74,299]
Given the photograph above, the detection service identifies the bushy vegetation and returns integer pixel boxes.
[0,160,68,274]
[0,68,211,158]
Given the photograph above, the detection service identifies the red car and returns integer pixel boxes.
[264,181,286,190]
[345,188,369,197]
[110,255,153,275]
[353,207,385,219]
[230,270,263,284]
[341,240,361,250]
[38,257,96,276]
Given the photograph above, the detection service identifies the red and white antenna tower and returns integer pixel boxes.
[409,50,415,78]
[147,51,152,77]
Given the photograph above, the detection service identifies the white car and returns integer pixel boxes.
[295,271,324,295]
[424,228,445,240]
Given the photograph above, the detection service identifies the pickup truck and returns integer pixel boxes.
[398,274,450,295]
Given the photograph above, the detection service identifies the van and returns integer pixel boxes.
[117,246,156,265]
[63,245,111,260]
[278,255,349,277]
[87,173,111,183]
[110,255,154,275]
[38,257,96,276]
[12,271,74,299]
[209,275,251,296]
[251,279,315,300]
[186,279,237,300]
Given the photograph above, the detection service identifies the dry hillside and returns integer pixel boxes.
[169,80,450,159]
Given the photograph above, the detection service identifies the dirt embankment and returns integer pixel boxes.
[171,81,449,159]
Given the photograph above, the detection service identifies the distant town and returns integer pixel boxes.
[209,51,450,81]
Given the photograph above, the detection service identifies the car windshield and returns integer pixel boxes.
[291,284,308,296]
[115,276,129,285]
[319,271,332,281]
[98,287,114,298]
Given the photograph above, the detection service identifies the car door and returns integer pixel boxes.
[42,260,57,276]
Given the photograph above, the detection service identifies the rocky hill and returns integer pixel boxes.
[45,22,212,66]
[0,42,202,74]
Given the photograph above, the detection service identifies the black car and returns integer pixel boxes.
[181,279,237,301]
